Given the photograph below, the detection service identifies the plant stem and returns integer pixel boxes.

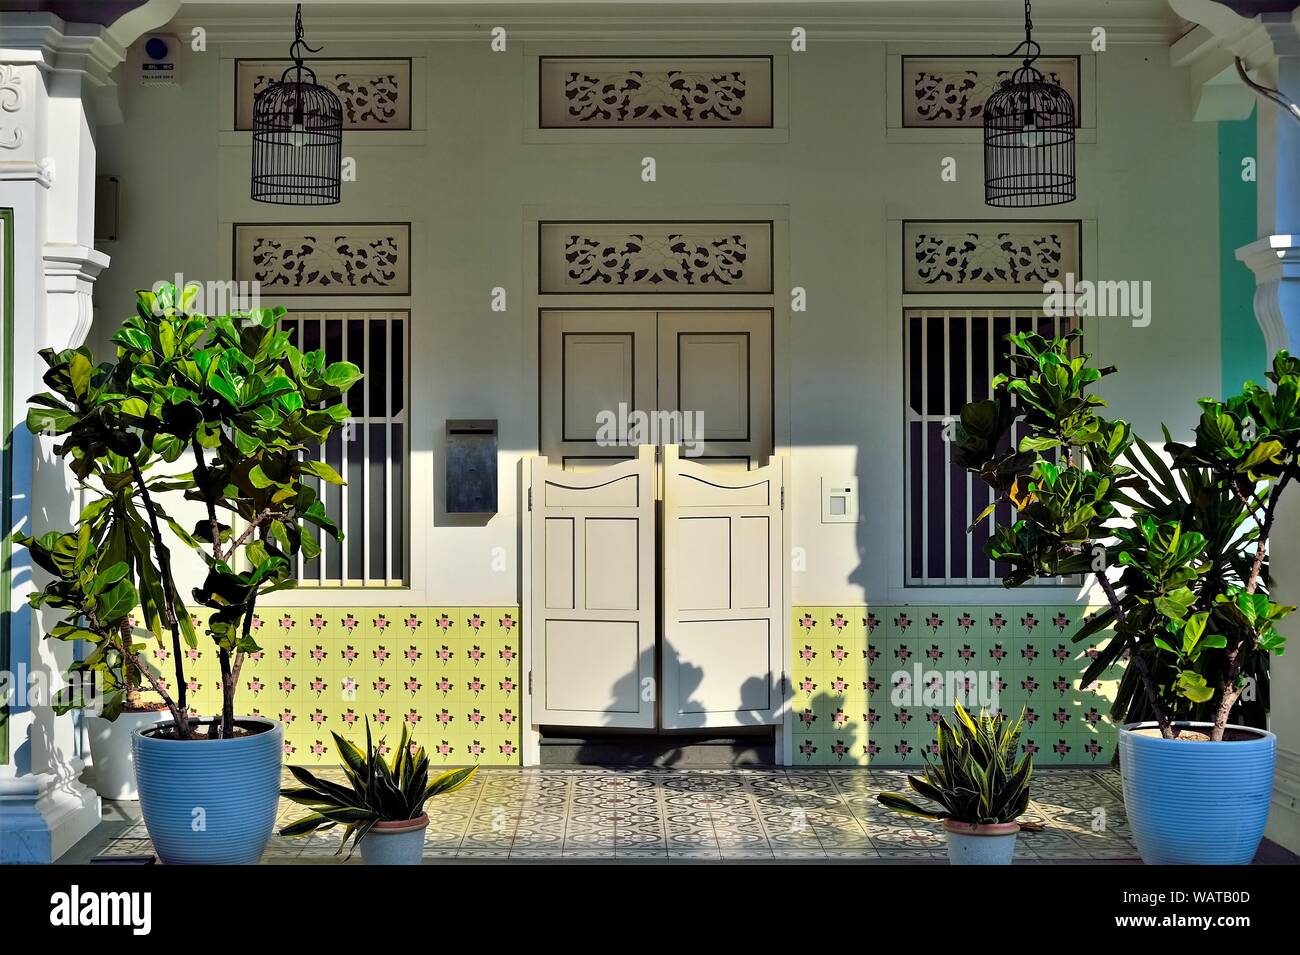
[1095,569,1175,739]
[93,610,187,736]
[218,647,235,739]
[190,439,225,561]
[128,459,188,713]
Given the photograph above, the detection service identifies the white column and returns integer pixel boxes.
[0,11,124,864]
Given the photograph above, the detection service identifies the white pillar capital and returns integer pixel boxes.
[43,243,109,350]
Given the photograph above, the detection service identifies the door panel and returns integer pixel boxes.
[657,312,772,469]
[530,446,656,728]
[661,445,785,729]
[541,311,656,469]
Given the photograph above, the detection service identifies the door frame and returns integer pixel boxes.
[521,204,792,765]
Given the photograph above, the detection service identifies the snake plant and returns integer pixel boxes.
[279,718,476,855]
[877,703,1039,827]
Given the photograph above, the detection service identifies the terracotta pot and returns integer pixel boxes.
[360,814,429,865]
[942,819,1020,865]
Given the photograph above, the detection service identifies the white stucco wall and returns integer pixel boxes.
[90,29,1222,609]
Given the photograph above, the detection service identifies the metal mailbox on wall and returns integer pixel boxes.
[446,419,498,514]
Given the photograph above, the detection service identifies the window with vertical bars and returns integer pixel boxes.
[904,309,1078,587]
[283,312,408,586]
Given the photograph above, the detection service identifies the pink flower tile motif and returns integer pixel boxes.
[830,708,849,728]
[893,644,912,663]
[988,643,1008,663]
[403,645,422,664]
[797,613,817,632]
[1052,707,1071,728]
[465,613,485,632]
[466,740,486,760]
[376,742,392,759]
[309,740,328,759]
[308,675,327,697]
[1021,676,1040,694]
[278,708,296,725]
[499,740,517,759]
[372,676,391,696]
[956,612,975,633]
[1021,612,1039,632]
[924,740,941,758]
[797,739,818,759]
[282,741,297,758]
[829,675,848,695]
[925,644,944,662]
[498,644,517,665]
[865,740,881,759]
[340,613,359,635]
[372,645,391,665]
[892,673,912,695]
[829,612,849,633]
[865,675,881,694]
[864,612,881,633]
[310,708,327,726]
[249,614,265,633]
[466,645,486,666]
[1020,643,1039,664]
[308,613,327,632]
[309,644,328,664]
[1022,740,1040,756]
[957,644,975,662]
[893,740,913,758]
[404,709,421,727]
[829,739,850,761]
[893,612,912,631]
[992,674,1008,695]
[499,709,516,726]
[340,675,358,697]
[403,612,423,633]
[924,612,944,633]
[1052,739,1071,759]
[1052,643,1071,662]
[865,644,880,663]
[434,708,454,727]
[926,707,943,726]
[828,644,848,665]
[278,613,296,633]
[434,740,455,759]
[865,708,879,727]
[498,676,517,695]
[1051,675,1071,696]
[277,645,296,664]
[894,708,912,728]
[246,676,265,696]
[248,649,265,664]
[434,675,454,696]
[278,677,296,694]
[342,708,359,728]
[434,645,454,665]
[152,647,169,664]
[403,676,422,696]
[341,645,359,666]
[468,708,485,727]
[1083,740,1103,759]
[798,676,818,695]
[798,644,817,664]
[432,613,454,634]
[466,675,486,696]
[373,613,391,633]
[499,612,517,631]
[1025,707,1040,726]
[798,709,817,729]
[988,612,1008,634]
[185,647,202,663]
[185,676,201,695]
[1083,706,1101,726]
[1052,611,1071,631]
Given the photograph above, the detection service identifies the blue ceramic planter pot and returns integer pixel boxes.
[359,814,429,865]
[134,716,283,865]
[1118,721,1276,866]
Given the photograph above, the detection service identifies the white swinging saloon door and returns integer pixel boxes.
[533,310,783,731]
[661,445,785,728]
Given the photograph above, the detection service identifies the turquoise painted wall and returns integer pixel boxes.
[1220,110,1265,392]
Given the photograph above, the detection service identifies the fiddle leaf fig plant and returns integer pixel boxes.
[19,282,361,739]
[954,331,1295,742]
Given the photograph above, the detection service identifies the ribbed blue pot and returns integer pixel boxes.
[1118,722,1276,866]
[133,717,283,865]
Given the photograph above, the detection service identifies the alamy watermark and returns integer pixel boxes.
[1043,272,1151,328]
[594,403,704,457]
[149,273,263,317]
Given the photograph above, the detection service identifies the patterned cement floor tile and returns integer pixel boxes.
[85,765,1142,863]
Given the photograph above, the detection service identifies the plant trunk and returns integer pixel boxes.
[1093,570,1175,738]
[129,461,188,712]
[109,632,188,736]
[218,648,236,739]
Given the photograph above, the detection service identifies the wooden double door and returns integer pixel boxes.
[531,310,783,731]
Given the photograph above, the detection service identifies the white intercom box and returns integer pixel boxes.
[821,477,859,523]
